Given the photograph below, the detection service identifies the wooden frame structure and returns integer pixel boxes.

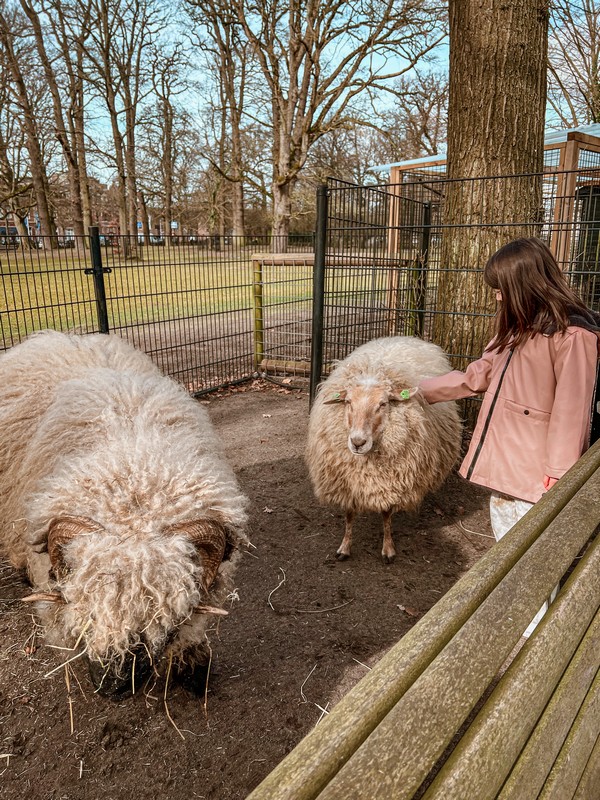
[380,124,600,270]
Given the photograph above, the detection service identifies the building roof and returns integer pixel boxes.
[368,123,600,173]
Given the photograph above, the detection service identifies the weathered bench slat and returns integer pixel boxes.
[572,731,600,799]
[537,669,600,800]
[421,536,600,799]
[316,473,600,800]
[498,612,600,799]
[246,443,600,800]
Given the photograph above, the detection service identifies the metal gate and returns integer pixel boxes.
[309,169,600,402]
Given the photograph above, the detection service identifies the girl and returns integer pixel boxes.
[415,237,600,635]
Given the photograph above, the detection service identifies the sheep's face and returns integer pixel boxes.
[336,384,398,456]
[44,516,227,694]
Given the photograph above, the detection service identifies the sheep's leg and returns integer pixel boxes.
[336,511,353,560]
[381,510,396,564]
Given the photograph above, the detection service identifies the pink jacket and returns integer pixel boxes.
[419,327,599,503]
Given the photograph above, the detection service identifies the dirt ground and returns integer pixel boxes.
[0,382,494,800]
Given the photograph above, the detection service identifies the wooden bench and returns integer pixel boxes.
[247,441,600,800]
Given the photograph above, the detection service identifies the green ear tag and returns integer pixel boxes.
[332,392,340,399]
[400,389,411,400]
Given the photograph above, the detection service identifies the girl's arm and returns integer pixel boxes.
[545,330,598,479]
[418,347,497,404]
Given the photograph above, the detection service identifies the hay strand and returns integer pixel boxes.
[267,568,286,610]
[164,653,185,740]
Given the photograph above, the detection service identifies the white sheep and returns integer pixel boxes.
[306,336,462,562]
[0,330,248,694]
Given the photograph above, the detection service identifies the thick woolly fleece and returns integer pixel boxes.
[0,330,248,668]
[306,337,462,514]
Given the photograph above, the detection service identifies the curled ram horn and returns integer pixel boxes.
[165,519,226,591]
[47,515,104,576]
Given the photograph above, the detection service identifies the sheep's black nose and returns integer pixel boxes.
[88,644,153,697]
[351,436,367,448]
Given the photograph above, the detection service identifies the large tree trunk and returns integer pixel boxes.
[124,104,139,257]
[272,180,294,253]
[231,178,244,241]
[433,0,548,365]
[139,191,151,244]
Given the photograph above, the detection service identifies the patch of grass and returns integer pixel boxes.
[1,244,397,349]
[1,247,314,346]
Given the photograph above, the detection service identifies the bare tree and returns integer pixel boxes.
[136,44,194,245]
[304,124,383,186]
[0,4,56,240]
[186,0,252,240]
[0,116,35,235]
[0,50,34,233]
[18,0,93,245]
[151,45,185,243]
[80,0,162,250]
[190,0,445,248]
[46,0,95,232]
[548,0,600,126]
[433,0,548,363]
[375,70,447,162]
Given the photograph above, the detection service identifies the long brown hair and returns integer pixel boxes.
[483,237,588,352]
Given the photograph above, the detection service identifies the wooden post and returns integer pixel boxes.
[552,137,580,269]
[386,173,403,335]
[252,256,264,370]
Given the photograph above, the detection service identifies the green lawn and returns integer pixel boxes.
[1,247,316,345]
[1,244,401,348]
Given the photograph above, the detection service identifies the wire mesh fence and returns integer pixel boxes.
[0,232,314,394]
[316,169,600,360]
[309,168,600,416]
[3,166,600,401]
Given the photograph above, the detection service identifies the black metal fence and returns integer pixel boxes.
[0,230,314,394]
[309,169,600,402]
[3,167,600,400]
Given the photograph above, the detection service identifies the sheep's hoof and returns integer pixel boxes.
[335,551,350,561]
[382,554,396,565]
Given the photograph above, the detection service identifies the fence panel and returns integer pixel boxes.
[0,236,99,348]
[3,166,599,400]
[252,252,314,380]
[310,169,600,404]
[98,235,257,393]
[0,233,314,394]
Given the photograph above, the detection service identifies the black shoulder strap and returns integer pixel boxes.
[589,334,600,447]
[465,349,514,480]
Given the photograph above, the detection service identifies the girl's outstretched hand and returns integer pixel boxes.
[543,475,558,491]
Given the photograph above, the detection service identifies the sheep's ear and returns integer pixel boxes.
[389,387,419,403]
[323,390,347,404]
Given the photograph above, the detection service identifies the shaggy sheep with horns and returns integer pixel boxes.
[0,330,248,694]
[306,336,462,562]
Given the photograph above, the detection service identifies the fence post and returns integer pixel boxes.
[253,256,264,371]
[416,201,432,336]
[309,184,328,404]
[85,226,110,334]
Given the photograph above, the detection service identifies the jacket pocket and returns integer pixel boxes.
[503,398,550,424]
